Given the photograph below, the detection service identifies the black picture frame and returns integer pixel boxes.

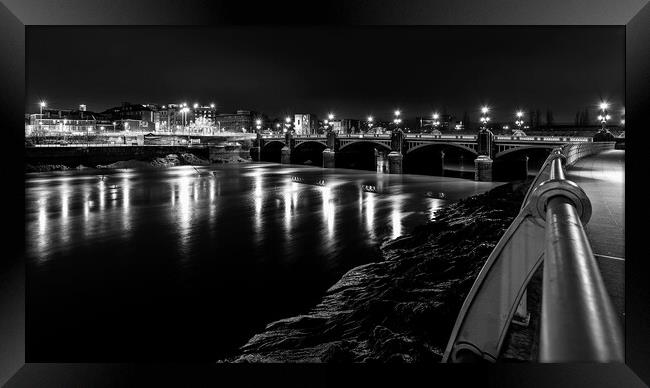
[1,0,648,386]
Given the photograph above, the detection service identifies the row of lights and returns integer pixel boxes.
[37,101,622,129]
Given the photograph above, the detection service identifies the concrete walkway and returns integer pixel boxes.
[565,150,625,322]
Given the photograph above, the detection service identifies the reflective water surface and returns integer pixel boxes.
[25,163,501,361]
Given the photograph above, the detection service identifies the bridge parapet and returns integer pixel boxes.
[443,143,622,363]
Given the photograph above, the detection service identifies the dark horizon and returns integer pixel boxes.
[26,26,625,123]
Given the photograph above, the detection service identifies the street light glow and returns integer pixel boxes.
[285,116,291,123]
[599,102,609,110]
[328,113,334,120]
[210,103,215,109]
[481,106,489,114]
[433,113,439,120]
[394,110,401,116]
[255,119,262,125]
[367,116,373,122]
[516,111,523,118]
[40,101,47,107]
[193,103,199,109]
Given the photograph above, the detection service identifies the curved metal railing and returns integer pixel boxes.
[443,141,621,363]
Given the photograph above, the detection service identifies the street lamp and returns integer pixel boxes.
[432,112,440,129]
[393,109,402,128]
[39,101,46,115]
[515,111,524,131]
[598,101,610,130]
[480,106,490,130]
[193,103,199,109]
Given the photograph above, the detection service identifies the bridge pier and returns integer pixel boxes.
[322,148,336,168]
[388,151,403,174]
[281,146,291,164]
[250,146,261,162]
[474,155,493,181]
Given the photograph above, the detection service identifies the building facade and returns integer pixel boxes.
[215,110,257,133]
[293,114,318,135]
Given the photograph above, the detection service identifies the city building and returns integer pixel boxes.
[327,118,360,134]
[293,114,318,135]
[28,108,98,134]
[214,110,258,133]
[102,102,158,132]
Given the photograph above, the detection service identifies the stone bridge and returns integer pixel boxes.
[252,129,593,181]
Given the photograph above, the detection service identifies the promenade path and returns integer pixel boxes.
[565,149,625,324]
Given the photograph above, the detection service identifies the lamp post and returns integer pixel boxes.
[598,101,610,131]
[284,116,292,133]
[367,116,374,133]
[393,109,402,130]
[479,106,490,130]
[515,111,524,132]
[432,113,440,131]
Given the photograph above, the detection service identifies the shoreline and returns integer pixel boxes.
[222,179,532,363]
[24,152,249,173]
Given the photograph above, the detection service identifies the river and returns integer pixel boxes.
[25,163,501,361]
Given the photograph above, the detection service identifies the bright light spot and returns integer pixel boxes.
[600,102,609,110]
[328,113,334,120]
[367,116,373,122]
[394,110,401,116]
[516,111,523,118]
[433,113,439,119]
[285,116,291,123]
[481,106,489,114]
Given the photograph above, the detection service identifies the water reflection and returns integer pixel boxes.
[25,164,505,360]
[391,195,403,240]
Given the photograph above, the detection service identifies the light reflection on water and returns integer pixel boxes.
[25,164,502,360]
[26,165,501,263]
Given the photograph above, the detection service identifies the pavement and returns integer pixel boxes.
[565,150,625,324]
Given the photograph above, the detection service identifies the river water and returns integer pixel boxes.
[25,163,501,361]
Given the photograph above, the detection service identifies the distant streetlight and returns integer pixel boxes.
[210,103,215,109]
[515,111,524,131]
[328,113,335,121]
[432,112,440,129]
[367,116,373,122]
[193,103,199,109]
[39,101,47,115]
[285,116,291,123]
[598,101,609,130]
[393,110,402,128]
[480,106,490,130]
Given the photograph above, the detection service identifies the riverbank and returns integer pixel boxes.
[224,179,532,363]
[25,152,248,172]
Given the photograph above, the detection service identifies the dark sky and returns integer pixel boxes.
[26,26,624,123]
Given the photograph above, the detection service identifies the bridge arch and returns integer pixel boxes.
[494,144,556,159]
[492,145,555,181]
[294,140,328,149]
[406,142,478,156]
[403,142,478,178]
[336,140,390,171]
[339,140,391,152]
[292,140,327,166]
[260,140,286,163]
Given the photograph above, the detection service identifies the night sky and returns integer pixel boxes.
[26,26,624,123]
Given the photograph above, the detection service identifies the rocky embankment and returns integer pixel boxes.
[25,153,212,172]
[225,179,532,363]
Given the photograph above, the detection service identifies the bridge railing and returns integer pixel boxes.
[443,141,621,363]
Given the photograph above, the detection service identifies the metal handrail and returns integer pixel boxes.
[443,142,621,363]
[536,154,623,362]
